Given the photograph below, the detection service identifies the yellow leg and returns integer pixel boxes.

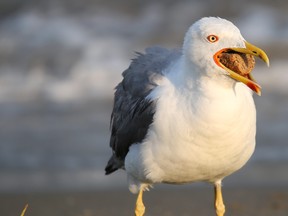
[214,182,225,216]
[135,188,145,216]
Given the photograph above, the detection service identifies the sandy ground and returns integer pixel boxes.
[1,186,288,216]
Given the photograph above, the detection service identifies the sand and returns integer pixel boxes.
[1,186,288,216]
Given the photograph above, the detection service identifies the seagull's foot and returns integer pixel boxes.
[214,181,226,216]
[135,203,145,216]
[135,188,145,216]
[215,202,225,216]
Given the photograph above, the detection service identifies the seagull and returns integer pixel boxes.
[105,17,269,216]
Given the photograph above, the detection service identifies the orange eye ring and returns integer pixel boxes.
[207,35,219,43]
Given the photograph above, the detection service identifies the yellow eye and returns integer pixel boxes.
[207,35,219,43]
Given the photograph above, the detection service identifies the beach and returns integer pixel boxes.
[1,186,288,216]
[0,1,288,215]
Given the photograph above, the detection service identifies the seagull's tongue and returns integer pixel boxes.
[218,52,255,77]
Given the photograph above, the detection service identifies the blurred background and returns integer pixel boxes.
[0,0,287,215]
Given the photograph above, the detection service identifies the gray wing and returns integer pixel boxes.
[105,46,181,174]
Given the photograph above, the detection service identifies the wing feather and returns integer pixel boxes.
[105,46,181,174]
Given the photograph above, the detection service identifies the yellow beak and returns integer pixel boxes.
[214,41,269,96]
[232,41,269,67]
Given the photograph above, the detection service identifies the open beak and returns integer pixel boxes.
[213,41,269,96]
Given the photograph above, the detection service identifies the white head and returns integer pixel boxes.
[183,17,269,95]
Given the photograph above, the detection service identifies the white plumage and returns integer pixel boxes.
[106,17,269,216]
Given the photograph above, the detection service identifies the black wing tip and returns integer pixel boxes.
[105,166,117,175]
[104,161,117,175]
[105,155,123,175]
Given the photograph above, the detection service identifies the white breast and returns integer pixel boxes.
[125,74,256,186]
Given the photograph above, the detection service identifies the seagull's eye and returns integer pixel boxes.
[207,35,219,43]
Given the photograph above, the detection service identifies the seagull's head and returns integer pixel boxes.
[183,17,269,95]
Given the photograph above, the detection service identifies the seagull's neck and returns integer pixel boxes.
[167,56,251,99]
